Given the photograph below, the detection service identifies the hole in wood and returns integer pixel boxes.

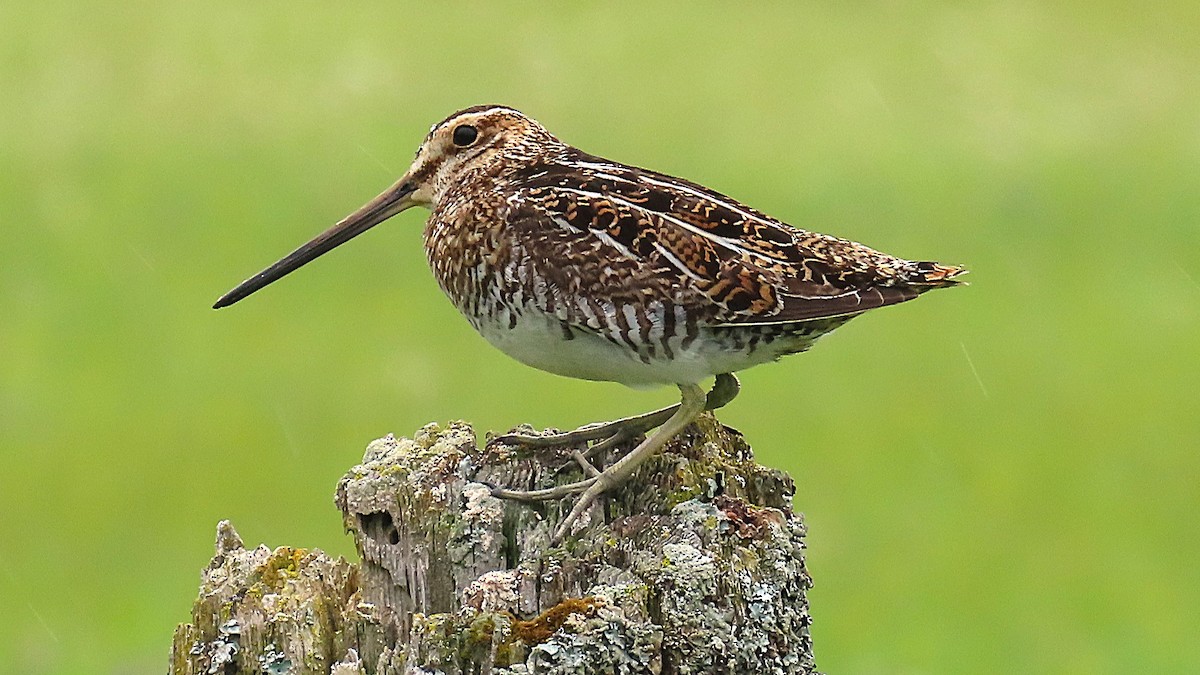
[359,511,399,545]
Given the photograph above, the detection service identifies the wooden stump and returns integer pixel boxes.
[170,414,818,674]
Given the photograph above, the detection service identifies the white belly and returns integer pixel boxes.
[471,310,790,387]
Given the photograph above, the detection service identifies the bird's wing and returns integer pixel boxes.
[507,155,965,328]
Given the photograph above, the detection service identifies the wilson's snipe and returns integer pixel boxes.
[215,105,965,542]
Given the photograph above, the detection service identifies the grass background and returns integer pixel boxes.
[2,2,1197,673]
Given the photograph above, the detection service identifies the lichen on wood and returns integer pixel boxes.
[171,413,817,674]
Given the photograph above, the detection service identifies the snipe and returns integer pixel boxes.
[215,105,966,542]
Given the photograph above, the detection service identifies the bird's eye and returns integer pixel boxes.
[452,124,478,147]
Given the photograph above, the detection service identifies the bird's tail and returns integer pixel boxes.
[910,261,969,287]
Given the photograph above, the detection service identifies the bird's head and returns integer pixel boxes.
[406,105,559,206]
[213,105,556,309]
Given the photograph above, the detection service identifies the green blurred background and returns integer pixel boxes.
[2,1,1197,673]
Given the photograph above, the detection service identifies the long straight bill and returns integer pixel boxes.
[213,179,416,309]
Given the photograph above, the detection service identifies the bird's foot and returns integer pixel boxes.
[488,381,715,544]
[488,476,598,502]
[486,474,608,544]
[493,406,676,482]
[492,373,741,469]
[493,405,675,450]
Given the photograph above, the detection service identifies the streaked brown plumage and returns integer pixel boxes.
[215,105,966,542]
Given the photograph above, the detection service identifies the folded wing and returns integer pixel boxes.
[506,154,965,328]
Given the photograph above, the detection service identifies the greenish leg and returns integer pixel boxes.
[494,373,740,449]
[488,382,711,544]
[550,382,709,544]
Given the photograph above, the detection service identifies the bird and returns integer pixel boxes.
[214,104,965,543]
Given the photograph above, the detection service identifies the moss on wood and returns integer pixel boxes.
[171,414,816,674]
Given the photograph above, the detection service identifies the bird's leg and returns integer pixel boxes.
[705,371,742,410]
[489,477,596,502]
[549,382,708,544]
[489,383,709,539]
[488,375,736,516]
[488,381,716,542]
[569,372,739,469]
[569,448,602,477]
[495,406,676,449]
[495,373,740,451]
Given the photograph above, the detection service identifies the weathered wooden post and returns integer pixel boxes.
[170,414,817,674]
